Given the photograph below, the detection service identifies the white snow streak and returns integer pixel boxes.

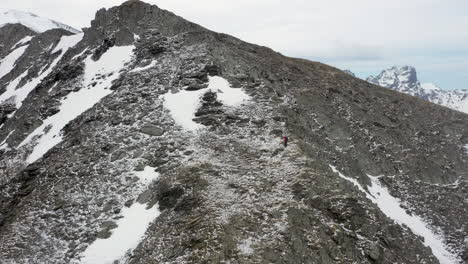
[0,70,28,105]
[19,45,134,164]
[464,144,468,155]
[79,203,160,264]
[163,76,249,131]
[330,165,459,264]
[0,130,15,150]
[12,36,34,50]
[0,43,28,79]
[71,48,88,61]
[79,167,160,264]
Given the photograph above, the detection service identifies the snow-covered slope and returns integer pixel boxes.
[367,66,468,114]
[0,9,81,34]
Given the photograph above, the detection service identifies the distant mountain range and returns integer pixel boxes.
[345,66,468,114]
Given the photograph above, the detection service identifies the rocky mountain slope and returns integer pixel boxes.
[367,66,468,114]
[0,1,467,263]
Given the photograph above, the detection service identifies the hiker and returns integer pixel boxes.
[282,136,289,147]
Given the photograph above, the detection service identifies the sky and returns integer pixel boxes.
[2,0,468,90]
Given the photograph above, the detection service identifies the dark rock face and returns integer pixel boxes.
[0,101,16,124]
[0,24,36,58]
[0,1,467,264]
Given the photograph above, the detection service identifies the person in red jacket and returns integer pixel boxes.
[282,136,289,147]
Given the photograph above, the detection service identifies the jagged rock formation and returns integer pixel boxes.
[0,1,467,263]
[367,66,468,114]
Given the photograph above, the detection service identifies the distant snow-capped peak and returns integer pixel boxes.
[367,65,420,95]
[0,9,81,34]
[365,65,468,114]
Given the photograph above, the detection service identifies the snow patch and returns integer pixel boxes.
[330,165,460,264]
[0,43,29,79]
[238,238,254,255]
[208,76,250,106]
[79,203,160,264]
[130,60,157,73]
[163,76,249,131]
[79,166,159,264]
[464,145,468,155]
[19,45,134,164]
[133,166,160,184]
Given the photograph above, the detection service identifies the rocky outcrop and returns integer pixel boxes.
[83,0,205,46]
[0,23,36,58]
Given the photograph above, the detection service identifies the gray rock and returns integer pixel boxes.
[140,125,164,136]
[96,221,118,239]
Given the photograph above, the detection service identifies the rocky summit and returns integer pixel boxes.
[0,1,467,263]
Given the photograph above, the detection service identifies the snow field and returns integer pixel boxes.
[330,166,460,264]
[163,76,250,131]
[20,44,134,164]
[79,203,161,264]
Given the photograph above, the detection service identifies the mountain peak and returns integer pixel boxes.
[0,9,81,34]
[367,65,419,92]
[87,0,204,45]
